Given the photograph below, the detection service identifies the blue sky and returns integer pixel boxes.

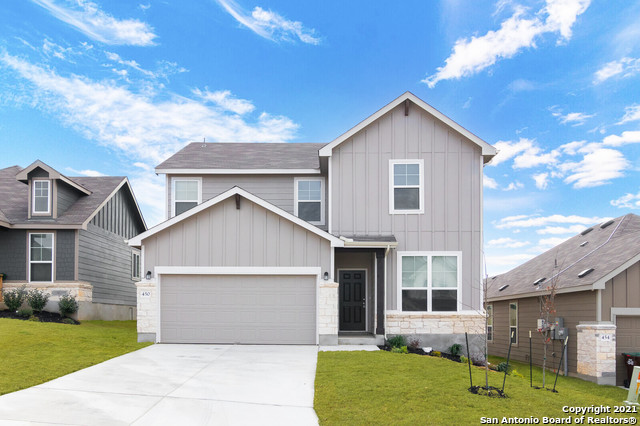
[1,0,639,275]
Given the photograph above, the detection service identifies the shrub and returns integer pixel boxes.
[28,315,40,322]
[460,355,468,364]
[407,337,421,349]
[27,289,50,313]
[391,346,408,354]
[387,335,406,348]
[449,343,462,357]
[496,362,511,373]
[431,350,442,357]
[58,293,79,317]
[3,285,27,311]
[62,318,76,325]
[511,369,525,378]
[17,307,33,318]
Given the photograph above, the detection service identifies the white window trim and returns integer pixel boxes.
[170,177,202,218]
[396,251,461,312]
[294,177,325,226]
[132,249,141,281]
[487,304,493,342]
[509,301,518,345]
[389,159,424,214]
[28,232,54,283]
[32,179,51,215]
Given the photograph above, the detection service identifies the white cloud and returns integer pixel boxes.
[618,105,640,124]
[551,109,594,126]
[513,146,559,168]
[483,175,498,189]
[536,225,586,235]
[533,172,549,189]
[594,57,640,84]
[558,140,585,155]
[487,237,530,248]
[489,138,559,169]
[31,0,157,46]
[423,0,590,87]
[562,148,628,188]
[192,89,255,115]
[489,138,534,166]
[216,0,320,44]
[495,214,608,229]
[105,51,154,77]
[602,131,640,147]
[611,191,640,210]
[42,39,74,60]
[128,172,165,226]
[65,167,105,176]
[503,181,524,191]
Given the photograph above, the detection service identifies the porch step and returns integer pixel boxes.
[338,335,380,345]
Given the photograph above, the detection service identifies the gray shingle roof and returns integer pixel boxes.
[0,165,125,226]
[156,142,326,170]
[486,214,640,300]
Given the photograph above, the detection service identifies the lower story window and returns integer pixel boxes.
[132,250,141,280]
[487,304,493,342]
[399,252,460,312]
[509,302,518,344]
[30,233,53,282]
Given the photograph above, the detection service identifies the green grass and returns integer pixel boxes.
[315,351,636,425]
[0,319,151,395]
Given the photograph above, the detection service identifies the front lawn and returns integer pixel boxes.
[0,319,151,395]
[315,351,634,425]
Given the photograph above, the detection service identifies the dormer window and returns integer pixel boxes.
[294,178,325,225]
[171,177,201,217]
[32,180,50,214]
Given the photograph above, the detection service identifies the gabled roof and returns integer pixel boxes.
[319,92,497,163]
[15,160,91,195]
[129,186,344,247]
[486,214,640,301]
[155,142,326,174]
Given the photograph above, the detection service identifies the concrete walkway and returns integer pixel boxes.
[0,345,319,426]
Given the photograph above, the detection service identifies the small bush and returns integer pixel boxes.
[431,350,442,357]
[3,285,27,311]
[407,337,421,349]
[460,355,468,364]
[62,317,76,325]
[28,315,40,322]
[449,343,462,357]
[58,293,79,317]
[496,362,511,373]
[27,289,50,313]
[511,369,525,378]
[391,346,408,354]
[17,307,33,318]
[387,335,406,348]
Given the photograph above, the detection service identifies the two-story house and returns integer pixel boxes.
[129,92,497,350]
[0,160,146,320]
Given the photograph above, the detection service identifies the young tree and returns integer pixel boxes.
[538,259,560,388]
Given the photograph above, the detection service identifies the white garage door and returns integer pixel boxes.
[616,316,640,386]
[160,274,316,344]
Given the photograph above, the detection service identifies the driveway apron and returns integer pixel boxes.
[0,344,319,425]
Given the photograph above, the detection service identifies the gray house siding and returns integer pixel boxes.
[0,228,27,281]
[56,181,81,217]
[601,260,640,321]
[55,230,75,281]
[78,223,136,305]
[90,185,145,239]
[329,103,483,311]
[144,195,331,273]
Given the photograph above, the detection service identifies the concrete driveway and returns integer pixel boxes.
[0,345,319,425]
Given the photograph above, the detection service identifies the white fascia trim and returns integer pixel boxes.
[129,186,344,247]
[16,160,92,195]
[319,92,497,158]
[156,168,321,175]
[170,177,202,218]
[389,159,424,215]
[342,241,399,248]
[294,177,325,226]
[155,266,322,276]
[591,251,640,290]
[486,284,594,302]
[611,307,640,324]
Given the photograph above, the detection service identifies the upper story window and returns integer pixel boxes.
[389,160,424,214]
[398,252,460,312]
[171,178,201,217]
[32,180,51,214]
[29,233,54,282]
[294,178,325,225]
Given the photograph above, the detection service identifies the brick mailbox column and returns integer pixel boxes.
[136,280,157,343]
[576,322,616,385]
[319,281,339,345]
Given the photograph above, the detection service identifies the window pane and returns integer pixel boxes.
[394,188,419,210]
[34,197,48,212]
[406,173,420,185]
[31,263,52,282]
[509,303,517,326]
[309,180,321,191]
[487,305,493,326]
[402,290,427,311]
[175,201,198,215]
[309,188,321,201]
[487,326,493,341]
[402,256,427,288]
[394,163,406,175]
[406,163,419,175]
[510,327,518,344]
[298,202,321,222]
[31,247,41,262]
[394,173,406,186]
[175,181,198,201]
[432,290,457,311]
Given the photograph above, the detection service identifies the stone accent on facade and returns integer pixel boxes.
[319,281,338,340]
[386,311,485,335]
[136,280,157,341]
[576,322,616,385]
[3,281,92,301]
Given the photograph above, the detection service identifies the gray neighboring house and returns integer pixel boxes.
[129,92,497,350]
[486,213,640,386]
[0,160,146,320]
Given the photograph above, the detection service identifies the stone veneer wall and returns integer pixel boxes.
[576,322,616,385]
[319,281,338,345]
[3,281,92,302]
[136,280,157,342]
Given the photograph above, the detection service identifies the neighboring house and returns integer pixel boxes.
[0,160,146,320]
[486,213,640,386]
[129,92,497,351]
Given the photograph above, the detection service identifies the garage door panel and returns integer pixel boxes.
[160,274,316,344]
[616,316,640,386]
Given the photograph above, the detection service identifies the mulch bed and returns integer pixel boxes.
[0,309,80,324]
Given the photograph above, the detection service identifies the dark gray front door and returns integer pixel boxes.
[339,270,366,331]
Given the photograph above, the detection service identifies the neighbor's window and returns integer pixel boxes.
[32,180,50,214]
[509,302,518,344]
[389,160,423,214]
[132,250,141,280]
[400,252,459,312]
[487,304,493,342]
[295,178,324,225]
[172,178,200,217]
[29,233,53,282]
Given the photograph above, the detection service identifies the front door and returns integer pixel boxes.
[339,270,366,331]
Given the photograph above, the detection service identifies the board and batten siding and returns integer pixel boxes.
[56,181,81,217]
[488,292,597,374]
[330,103,483,311]
[90,185,145,240]
[601,260,640,321]
[144,195,331,273]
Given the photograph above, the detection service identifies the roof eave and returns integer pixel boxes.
[486,284,595,302]
[155,168,321,175]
